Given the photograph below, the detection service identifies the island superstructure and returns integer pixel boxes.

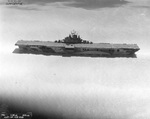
[15,31,140,57]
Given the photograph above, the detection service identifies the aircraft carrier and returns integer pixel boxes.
[14,31,140,58]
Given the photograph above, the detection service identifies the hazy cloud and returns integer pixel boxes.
[23,0,70,5]
[21,0,130,10]
[65,0,130,10]
[133,5,150,9]
[7,5,39,11]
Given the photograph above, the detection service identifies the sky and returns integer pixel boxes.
[1,0,150,55]
[0,0,150,119]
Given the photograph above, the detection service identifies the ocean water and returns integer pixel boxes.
[1,1,150,119]
[1,51,150,119]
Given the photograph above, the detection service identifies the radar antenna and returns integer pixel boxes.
[71,30,78,36]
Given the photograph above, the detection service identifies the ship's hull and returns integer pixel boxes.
[13,48,137,58]
[14,40,140,58]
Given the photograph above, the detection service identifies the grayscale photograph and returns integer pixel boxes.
[0,0,150,119]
